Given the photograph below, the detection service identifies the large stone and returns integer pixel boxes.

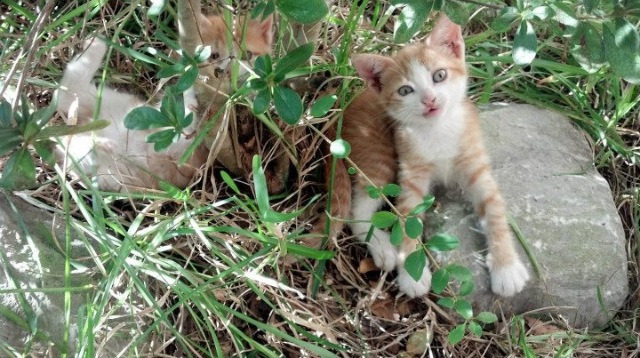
[430,103,628,328]
[0,194,145,355]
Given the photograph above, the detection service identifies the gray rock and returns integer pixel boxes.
[0,194,146,355]
[429,103,628,328]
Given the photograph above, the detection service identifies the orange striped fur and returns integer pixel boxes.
[329,14,529,297]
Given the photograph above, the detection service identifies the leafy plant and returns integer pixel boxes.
[0,98,108,190]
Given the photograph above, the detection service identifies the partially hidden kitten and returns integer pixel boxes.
[56,7,272,192]
[56,38,208,191]
[327,14,530,297]
[177,0,273,173]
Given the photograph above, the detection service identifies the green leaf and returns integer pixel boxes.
[409,195,434,215]
[405,216,423,239]
[513,21,537,66]
[31,101,57,129]
[491,7,518,32]
[33,141,55,166]
[275,0,328,23]
[448,323,466,345]
[0,128,22,157]
[194,45,212,64]
[273,86,303,125]
[603,19,640,83]
[0,148,36,190]
[330,139,351,158]
[365,185,380,199]
[437,297,454,309]
[124,107,170,130]
[404,249,427,282]
[531,5,552,20]
[347,167,356,175]
[174,65,198,93]
[391,0,433,43]
[550,3,578,28]
[454,299,473,320]
[381,183,402,197]
[252,155,271,217]
[273,43,314,82]
[584,0,597,13]
[247,78,268,90]
[263,208,304,223]
[0,99,12,127]
[475,312,498,324]
[459,280,475,296]
[220,170,240,194]
[571,22,605,73]
[426,233,459,251]
[157,61,185,79]
[146,129,179,151]
[446,264,472,282]
[390,220,403,246]
[371,211,397,229]
[254,54,272,78]
[148,0,165,16]
[468,321,483,338]
[253,88,271,115]
[309,95,337,117]
[431,268,449,294]
[34,120,110,140]
[442,0,469,25]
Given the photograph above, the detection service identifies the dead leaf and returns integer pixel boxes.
[525,316,561,335]
[370,298,397,320]
[358,257,378,274]
[405,329,432,356]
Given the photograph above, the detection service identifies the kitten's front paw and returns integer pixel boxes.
[397,265,432,298]
[487,255,530,296]
[367,230,398,272]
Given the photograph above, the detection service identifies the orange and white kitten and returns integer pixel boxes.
[56,9,272,191]
[177,0,273,116]
[338,15,529,297]
[56,38,208,191]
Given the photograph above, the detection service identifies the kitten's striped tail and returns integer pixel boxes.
[57,38,108,123]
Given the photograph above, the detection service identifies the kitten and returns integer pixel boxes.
[330,14,529,297]
[56,8,272,192]
[177,0,274,173]
[56,38,209,191]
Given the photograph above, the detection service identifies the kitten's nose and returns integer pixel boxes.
[421,96,436,107]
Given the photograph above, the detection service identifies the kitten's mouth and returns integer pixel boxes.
[423,107,440,117]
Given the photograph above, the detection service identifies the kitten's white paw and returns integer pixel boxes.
[397,265,432,298]
[488,256,530,297]
[83,38,107,60]
[367,230,398,272]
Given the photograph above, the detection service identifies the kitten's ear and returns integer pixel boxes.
[426,14,464,59]
[257,15,274,47]
[352,54,394,94]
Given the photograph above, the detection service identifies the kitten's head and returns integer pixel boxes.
[200,14,273,69]
[352,14,467,124]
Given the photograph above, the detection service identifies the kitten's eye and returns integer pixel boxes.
[211,52,220,60]
[433,69,447,83]
[397,85,414,96]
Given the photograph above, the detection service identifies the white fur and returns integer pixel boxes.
[56,39,199,191]
[396,264,432,298]
[487,254,530,297]
[350,190,397,271]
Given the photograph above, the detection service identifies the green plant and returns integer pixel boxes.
[0,98,107,190]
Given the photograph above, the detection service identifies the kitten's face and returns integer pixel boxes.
[201,15,273,70]
[380,45,467,124]
[352,15,467,125]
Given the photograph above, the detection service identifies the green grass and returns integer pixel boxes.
[0,0,639,356]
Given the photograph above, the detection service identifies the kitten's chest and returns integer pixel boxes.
[399,116,464,182]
